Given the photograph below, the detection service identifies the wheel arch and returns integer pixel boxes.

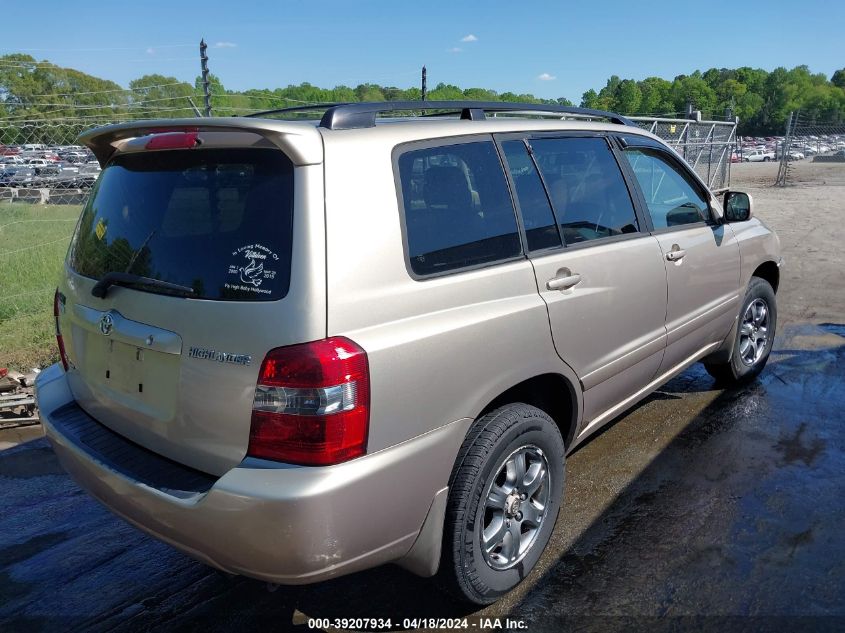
[477,373,580,451]
[752,260,780,293]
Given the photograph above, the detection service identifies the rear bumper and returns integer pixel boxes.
[36,363,468,584]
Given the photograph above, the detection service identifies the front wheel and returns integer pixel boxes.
[437,403,564,605]
[705,276,777,385]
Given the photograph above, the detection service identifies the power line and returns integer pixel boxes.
[125,57,197,63]
[10,95,201,108]
[25,82,188,98]
[3,44,194,52]
[207,93,335,104]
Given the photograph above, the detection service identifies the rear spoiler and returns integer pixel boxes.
[78,117,323,167]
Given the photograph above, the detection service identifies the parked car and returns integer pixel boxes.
[37,102,782,605]
[743,149,775,162]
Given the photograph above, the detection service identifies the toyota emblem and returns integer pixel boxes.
[99,313,114,336]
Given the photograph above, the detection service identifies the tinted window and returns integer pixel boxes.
[622,148,710,228]
[69,148,294,301]
[529,137,639,244]
[397,141,521,276]
[501,140,561,251]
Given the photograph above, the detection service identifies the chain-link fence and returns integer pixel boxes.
[0,109,738,369]
[1,111,738,207]
[775,111,845,186]
[1,118,115,370]
[629,115,737,192]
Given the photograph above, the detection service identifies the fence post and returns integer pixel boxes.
[775,111,794,186]
[200,39,212,117]
[421,66,427,101]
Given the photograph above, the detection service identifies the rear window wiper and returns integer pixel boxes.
[91,272,196,299]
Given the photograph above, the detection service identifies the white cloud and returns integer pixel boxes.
[146,47,155,55]
[447,47,463,53]
[214,41,237,48]
[461,34,478,42]
[537,72,556,81]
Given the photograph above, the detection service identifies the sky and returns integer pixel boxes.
[1,0,843,104]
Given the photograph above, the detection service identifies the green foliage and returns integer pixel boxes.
[1,53,844,136]
[0,202,80,370]
[579,65,845,133]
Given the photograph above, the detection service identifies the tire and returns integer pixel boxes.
[763,157,771,162]
[705,276,777,386]
[437,403,565,605]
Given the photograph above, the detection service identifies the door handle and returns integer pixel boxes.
[666,246,686,262]
[547,272,582,291]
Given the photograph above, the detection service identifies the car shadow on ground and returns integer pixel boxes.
[1,324,843,632]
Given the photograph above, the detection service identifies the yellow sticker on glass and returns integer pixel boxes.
[95,219,106,241]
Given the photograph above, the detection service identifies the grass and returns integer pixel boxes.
[0,201,81,371]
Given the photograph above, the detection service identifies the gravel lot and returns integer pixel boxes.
[1,160,843,632]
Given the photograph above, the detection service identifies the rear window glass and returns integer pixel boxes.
[68,148,294,301]
[397,141,521,276]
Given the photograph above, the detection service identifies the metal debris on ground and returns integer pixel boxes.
[0,367,39,428]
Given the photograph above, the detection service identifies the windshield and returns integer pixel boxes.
[68,148,294,301]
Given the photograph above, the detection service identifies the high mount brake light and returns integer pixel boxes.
[247,337,370,466]
[144,131,200,150]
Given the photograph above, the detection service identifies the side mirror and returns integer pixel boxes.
[723,191,753,222]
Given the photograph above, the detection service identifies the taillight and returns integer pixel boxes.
[53,289,69,371]
[247,337,370,466]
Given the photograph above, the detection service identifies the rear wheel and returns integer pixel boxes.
[705,276,776,385]
[437,403,564,604]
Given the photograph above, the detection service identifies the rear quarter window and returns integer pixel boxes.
[396,140,522,277]
[68,148,294,301]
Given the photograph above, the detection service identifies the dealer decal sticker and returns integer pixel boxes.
[226,243,279,295]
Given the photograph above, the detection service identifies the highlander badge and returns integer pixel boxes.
[188,346,252,366]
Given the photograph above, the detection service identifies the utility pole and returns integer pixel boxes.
[421,66,427,101]
[200,38,212,117]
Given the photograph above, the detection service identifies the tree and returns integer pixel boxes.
[670,72,717,115]
[0,54,127,121]
[580,89,600,109]
[193,73,238,115]
[639,77,673,115]
[130,74,195,118]
[3,52,845,136]
[614,79,642,114]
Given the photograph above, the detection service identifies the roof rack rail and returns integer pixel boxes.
[244,101,634,130]
[244,103,347,119]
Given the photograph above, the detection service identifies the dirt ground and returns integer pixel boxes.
[730,160,845,329]
[1,160,843,632]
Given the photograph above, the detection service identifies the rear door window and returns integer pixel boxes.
[396,140,522,276]
[68,148,294,301]
[500,140,562,251]
[528,137,640,245]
